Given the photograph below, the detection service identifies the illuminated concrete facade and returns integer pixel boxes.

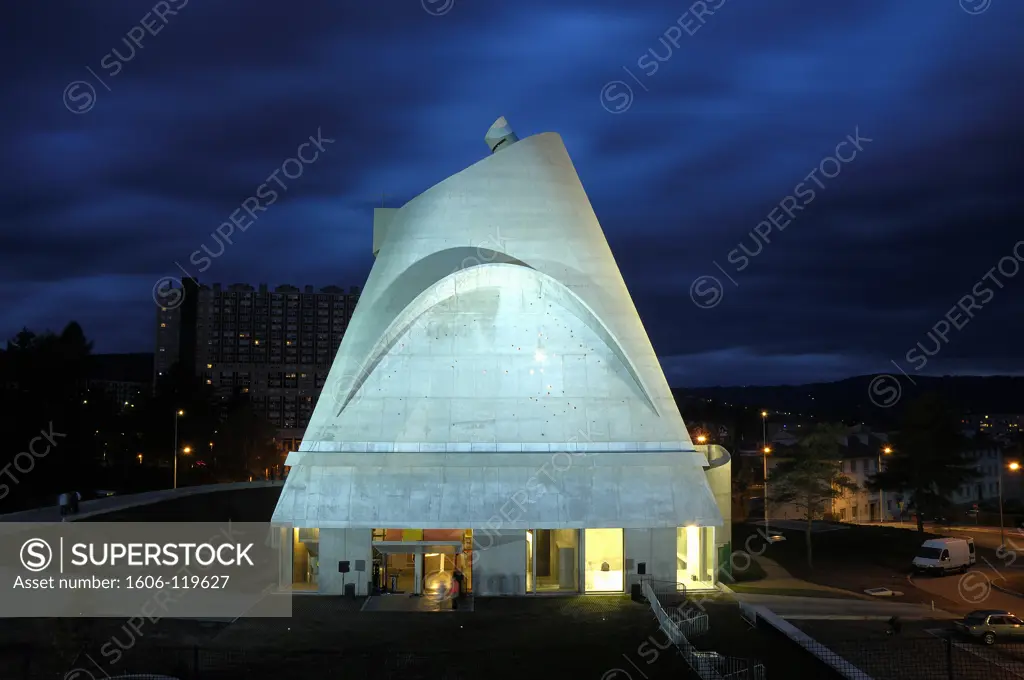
[273,119,730,596]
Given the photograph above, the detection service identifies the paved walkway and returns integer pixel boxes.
[0,481,283,522]
[361,594,475,612]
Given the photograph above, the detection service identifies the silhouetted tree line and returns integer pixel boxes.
[0,322,279,512]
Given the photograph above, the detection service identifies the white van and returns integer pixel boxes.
[912,537,976,575]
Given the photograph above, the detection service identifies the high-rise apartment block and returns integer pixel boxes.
[154,281,361,449]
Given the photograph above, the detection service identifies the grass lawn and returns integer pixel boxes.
[3,597,702,679]
[732,522,941,594]
[729,553,768,582]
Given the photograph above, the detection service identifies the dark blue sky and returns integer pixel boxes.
[1,0,1022,386]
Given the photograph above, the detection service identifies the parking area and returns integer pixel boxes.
[789,619,1024,680]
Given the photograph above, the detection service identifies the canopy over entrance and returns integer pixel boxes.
[372,540,463,554]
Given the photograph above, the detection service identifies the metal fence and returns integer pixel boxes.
[639,579,765,680]
[802,634,1024,680]
[2,646,436,679]
[639,576,690,608]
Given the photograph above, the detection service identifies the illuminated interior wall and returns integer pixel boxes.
[675,526,715,588]
[703,527,715,582]
[423,529,464,541]
[423,552,448,594]
[526,530,534,592]
[292,527,319,589]
[532,529,578,592]
[584,528,624,592]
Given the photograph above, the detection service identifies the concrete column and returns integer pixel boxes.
[280,526,292,589]
[413,547,423,595]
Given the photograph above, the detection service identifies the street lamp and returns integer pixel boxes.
[878,446,893,522]
[763,446,772,533]
[1001,458,1021,547]
[696,435,707,444]
[761,410,769,531]
[176,446,192,489]
[173,409,185,489]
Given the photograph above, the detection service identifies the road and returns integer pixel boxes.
[870,521,1024,551]
[795,619,1024,680]
[925,627,1024,679]
[910,567,1024,615]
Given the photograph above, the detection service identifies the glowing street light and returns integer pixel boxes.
[878,446,894,521]
[173,409,186,490]
[762,445,772,533]
[1000,456,1022,546]
[696,435,707,444]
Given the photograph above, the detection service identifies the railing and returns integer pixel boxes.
[680,608,711,638]
[638,576,689,608]
[640,578,764,680]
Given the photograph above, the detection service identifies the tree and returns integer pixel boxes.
[0,323,104,507]
[867,393,977,534]
[768,424,859,568]
[215,396,279,481]
[731,455,760,522]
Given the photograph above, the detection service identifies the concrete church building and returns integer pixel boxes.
[273,117,732,597]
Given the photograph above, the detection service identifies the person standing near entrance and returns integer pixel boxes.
[452,565,465,606]
[449,574,460,610]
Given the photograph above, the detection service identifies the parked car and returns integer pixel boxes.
[912,537,975,575]
[954,610,1024,644]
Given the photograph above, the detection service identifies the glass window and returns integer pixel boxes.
[528,529,578,593]
[584,529,623,592]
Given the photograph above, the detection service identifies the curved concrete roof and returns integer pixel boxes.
[275,126,719,528]
[305,131,695,452]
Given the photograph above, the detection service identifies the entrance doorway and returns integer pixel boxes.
[526,529,579,593]
[382,552,417,593]
[676,526,715,590]
[372,529,471,596]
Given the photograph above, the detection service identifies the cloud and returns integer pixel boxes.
[1,0,1021,387]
